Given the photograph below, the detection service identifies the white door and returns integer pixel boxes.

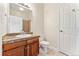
[59,5,76,55]
[75,7,79,55]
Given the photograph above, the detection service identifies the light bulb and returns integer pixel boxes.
[19,7,24,11]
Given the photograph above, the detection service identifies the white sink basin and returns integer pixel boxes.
[16,34,32,38]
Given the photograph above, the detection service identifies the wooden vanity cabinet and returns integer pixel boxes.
[3,37,39,56]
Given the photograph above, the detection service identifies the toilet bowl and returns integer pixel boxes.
[40,37,49,53]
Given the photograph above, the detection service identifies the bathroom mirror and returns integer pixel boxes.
[7,3,32,33]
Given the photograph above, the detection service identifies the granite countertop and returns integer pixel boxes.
[2,34,40,44]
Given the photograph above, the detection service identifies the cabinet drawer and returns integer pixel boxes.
[27,38,39,44]
[3,46,25,56]
[3,40,26,51]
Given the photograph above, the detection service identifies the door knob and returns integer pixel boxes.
[60,30,63,32]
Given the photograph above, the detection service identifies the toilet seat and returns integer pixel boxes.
[40,41,49,45]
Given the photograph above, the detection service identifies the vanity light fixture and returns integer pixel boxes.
[16,3,31,11]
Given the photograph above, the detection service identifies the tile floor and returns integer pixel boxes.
[39,48,65,56]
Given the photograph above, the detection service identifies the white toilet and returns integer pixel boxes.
[39,37,49,53]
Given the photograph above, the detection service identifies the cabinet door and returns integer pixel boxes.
[31,41,39,56]
[24,45,32,56]
[24,41,39,56]
[3,46,24,56]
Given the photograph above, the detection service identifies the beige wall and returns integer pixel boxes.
[44,4,60,49]
[31,3,44,38]
[30,4,60,47]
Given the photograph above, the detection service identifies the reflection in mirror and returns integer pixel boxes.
[7,3,32,33]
